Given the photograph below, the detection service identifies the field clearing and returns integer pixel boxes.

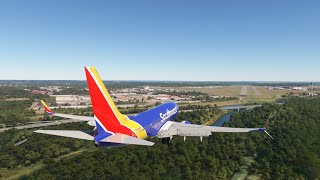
[246,86,257,96]
[254,87,292,98]
[152,86,243,96]
[153,86,307,103]
[3,163,45,180]
[179,100,241,107]
[243,98,277,104]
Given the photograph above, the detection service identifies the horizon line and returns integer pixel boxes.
[0,79,318,83]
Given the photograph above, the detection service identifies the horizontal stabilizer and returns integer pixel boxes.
[34,130,94,141]
[101,133,154,146]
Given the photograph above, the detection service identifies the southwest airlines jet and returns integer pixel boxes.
[35,67,272,147]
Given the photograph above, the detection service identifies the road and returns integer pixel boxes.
[251,86,261,96]
[240,86,248,96]
[239,86,248,101]
[219,104,261,110]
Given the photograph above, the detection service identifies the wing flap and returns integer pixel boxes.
[34,130,94,141]
[101,133,154,146]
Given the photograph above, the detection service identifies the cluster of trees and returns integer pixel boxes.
[16,105,246,179]
[23,135,253,180]
[1,96,320,179]
[0,86,54,126]
[0,100,36,126]
[0,123,92,178]
[192,95,238,102]
[175,106,223,125]
[179,104,218,110]
[0,87,50,100]
[226,97,320,179]
[53,88,89,95]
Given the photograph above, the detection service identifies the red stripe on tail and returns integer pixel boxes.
[85,67,133,136]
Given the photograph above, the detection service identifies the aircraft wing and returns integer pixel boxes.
[40,100,95,122]
[157,121,266,138]
[34,130,94,140]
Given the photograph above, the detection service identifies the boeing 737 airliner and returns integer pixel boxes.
[35,67,273,147]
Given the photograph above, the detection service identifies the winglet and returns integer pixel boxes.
[40,100,54,115]
[264,130,274,140]
[264,113,274,140]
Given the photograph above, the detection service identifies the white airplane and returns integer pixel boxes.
[35,67,273,147]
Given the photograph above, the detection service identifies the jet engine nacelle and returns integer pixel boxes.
[181,121,191,124]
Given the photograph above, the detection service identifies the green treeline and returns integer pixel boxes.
[227,97,320,179]
[0,87,50,100]
[0,86,52,126]
[53,88,89,95]
[0,123,91,178]
[0,101,36,126]
[175,106,223,125]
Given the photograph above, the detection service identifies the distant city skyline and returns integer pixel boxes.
[0,1,319,81]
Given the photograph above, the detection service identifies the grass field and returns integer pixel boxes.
[153,85,306,104]
[179,100,241,107]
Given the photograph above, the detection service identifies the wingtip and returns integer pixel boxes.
[264,130,274,140]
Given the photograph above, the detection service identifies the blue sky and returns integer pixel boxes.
[0,0,319,81]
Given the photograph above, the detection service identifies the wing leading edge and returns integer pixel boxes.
[34,130,154,146]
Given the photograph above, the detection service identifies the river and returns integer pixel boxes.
[213,113,231,126]
[214,105,248,126]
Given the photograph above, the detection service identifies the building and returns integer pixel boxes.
[292,87,302,91]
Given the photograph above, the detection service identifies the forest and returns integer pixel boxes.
[0,96,319,179]
[0,87,52,126]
